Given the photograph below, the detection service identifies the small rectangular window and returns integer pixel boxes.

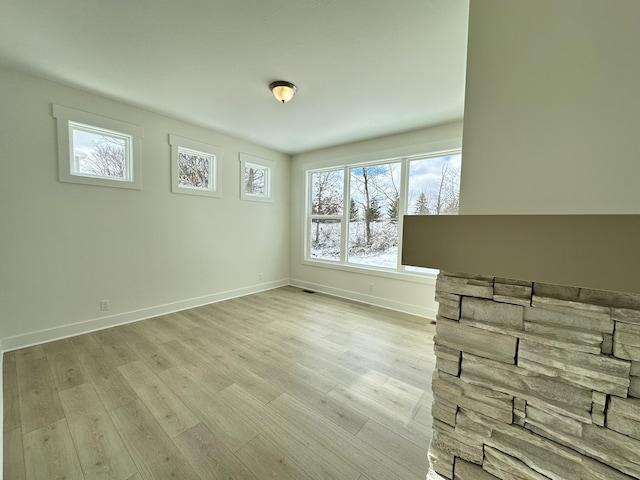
[239,153,274,202]
[70,123,131,181]
[170,135,222,198]
[53,104,143,189]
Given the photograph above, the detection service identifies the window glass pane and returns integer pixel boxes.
[408,154,461,215]
[72,126,129,180]
[178,147,212,190]
[348,163,400,268]
[310,170,344,215]
[310,219,341,261]
[245,164,267,196]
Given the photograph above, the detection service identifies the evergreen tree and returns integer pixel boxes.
[349,198,359,222]
[387,194,399,223]
[365,197,382,224]
[414,192,429,215]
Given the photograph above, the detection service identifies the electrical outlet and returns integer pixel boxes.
[368,283,374,292]
[100,300,109,311]
[259,273,264,280]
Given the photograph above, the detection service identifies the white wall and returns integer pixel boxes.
[460,0,640,214]
[0,68,291,350]
[290,121,464,319]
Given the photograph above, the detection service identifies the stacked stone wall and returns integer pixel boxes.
[429,272,640,480]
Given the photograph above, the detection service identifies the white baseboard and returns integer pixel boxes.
[0,276,436,352]
[289,278,438,320]
[1,279,289,352]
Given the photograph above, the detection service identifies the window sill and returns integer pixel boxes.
[300,258,438,285]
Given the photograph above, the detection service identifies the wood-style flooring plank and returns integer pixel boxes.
[76,347,137,411]
[15,345,45,361]
[23,419,84,480]
[157,366,258,452]
[413,404,433,428]
[118,360,199,439]
[356,419,430,478]
[270,392,421,480]
[196,320,339,394]
[327,383,432,449]
[4,427,26,480]
[165,337,282,404]
[59,382,138,480]
[109,400,200,480]
[90,329,141,367]
[68,332,102,355]
[3,351,22,432]
[44,339,87,391]
[174,423,259,480]
[218,383,361,480]
[158,339,234,394]
[235,435,314,480]
[279,376,369,436]
[15,355,65,434]
[113,323,176,373]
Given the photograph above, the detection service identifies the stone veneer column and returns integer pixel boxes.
[428,272,640,480]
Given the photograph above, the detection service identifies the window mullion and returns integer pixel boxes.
[397,157,409,271]
[340,166,349,264]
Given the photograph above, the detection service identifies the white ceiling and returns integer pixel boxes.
[0,0,469,155]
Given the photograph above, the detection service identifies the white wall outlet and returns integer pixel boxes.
[259,273,264,280]
[368,283,374,292]
[100,300,110,311]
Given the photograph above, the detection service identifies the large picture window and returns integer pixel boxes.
[348,162,401,268]
[305,151,461,275]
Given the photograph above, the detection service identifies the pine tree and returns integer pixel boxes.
[414,192,429,215]
[349,198,359,222]
[387,195,399,223]
[365,198,382,224]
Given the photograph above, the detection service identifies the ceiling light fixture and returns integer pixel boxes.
[269,81,297,103]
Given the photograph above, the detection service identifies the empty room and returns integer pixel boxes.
[2,1,640,479]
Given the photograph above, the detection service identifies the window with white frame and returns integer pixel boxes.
[169,135,223,197]
[240,153,274,202]
[53,104,143,189]
[309,169,344,261]
[305,151,461,274]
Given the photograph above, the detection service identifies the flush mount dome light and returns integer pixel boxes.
[269,81,297,103]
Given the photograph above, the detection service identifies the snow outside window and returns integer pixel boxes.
[305,151,461,275]
[309,169,344,262]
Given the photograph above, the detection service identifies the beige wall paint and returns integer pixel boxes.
[460,0,640,214]
[290,121,464,318]
[0,68,290,347]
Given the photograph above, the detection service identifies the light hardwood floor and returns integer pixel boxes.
[3,286,436,480]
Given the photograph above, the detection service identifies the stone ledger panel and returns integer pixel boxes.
[428,271,640,480]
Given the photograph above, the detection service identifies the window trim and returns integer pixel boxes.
[53,104,143,189]
[169,135,223,198]
[303,149,461,279]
